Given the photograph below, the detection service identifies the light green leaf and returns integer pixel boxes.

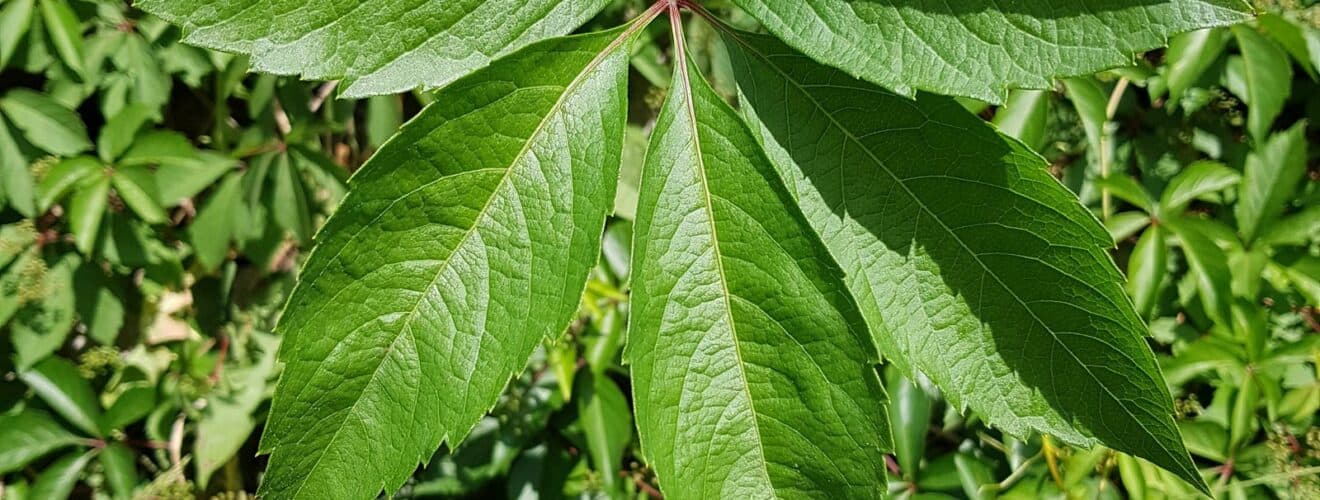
[266,152,312,244]
[726,30,1204,492]
[0,0,35,69]
[1107,211,1152,243]
[0,409,85,474]
[121,131,235,206]
[1159,160,1240,214]
[36,156,99,211]
[1259,205,1320,247]
[992,90,1051,151]
[188,173,243,271]
[10,255,78,370]
[575,371,631,495]
[0,88,91,156]
[1164,28,1231,101]
[136,0,613,98]
[626,49,891,497]
[729,0,1250,103]
[1127,225,1168,318]
[365,94,402,150]
[1096,174,1155,213]
[0,114,37,216]
[1230,25,1292,142]
[888,374,932,480]
[1258,13,1320,79]
[20,357,105,437]
[97,105,155,163]
[1166,217,1233,327]
[256,28,631,499]
[99,442,139,500]
[68,174,111,254]
[29,450,94,500]
[38,0,84,77]
[100,384,155,431]
[1061,77,1109,170]
[112,165,169,225]
[1235,123,1307,244]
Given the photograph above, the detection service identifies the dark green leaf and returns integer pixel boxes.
[121,131,235,206]
[1166,217,1233,327]
[729,0,1250,102]
[626,45,891,497]
[136,0,614,98]
[726,30,1204,492]
[101,384,156,431]
[256,27,631,499]
[188,173,243,271]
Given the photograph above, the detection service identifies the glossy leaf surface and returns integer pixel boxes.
[257,28,630,499]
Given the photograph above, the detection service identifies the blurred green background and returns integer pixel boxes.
[0,0,1317,498]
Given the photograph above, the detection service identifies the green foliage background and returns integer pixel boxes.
[0,0,1317,498]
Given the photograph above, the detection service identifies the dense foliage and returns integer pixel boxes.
[0,0,1316,498]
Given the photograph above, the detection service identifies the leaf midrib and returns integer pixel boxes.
[275,31,632,497]
[726,32,1182,469]
[669,44,775,491]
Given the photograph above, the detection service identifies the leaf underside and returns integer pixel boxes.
[256,29,629,499]
[134,0,612,98]
[625,52,892,497]
[731,0,1252,103]
[724,31,1205,492]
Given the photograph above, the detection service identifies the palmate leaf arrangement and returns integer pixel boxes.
[136,0,1257,498]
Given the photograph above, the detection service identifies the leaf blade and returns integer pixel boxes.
[136,0,613,98]
[627,48,891,497]
[730,0,1251,103]
[257,28,631,499]
[725,30,1205,493]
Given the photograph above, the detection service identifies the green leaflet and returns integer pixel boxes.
[730,0,1251,103]
[256,27,631,499]
[135,0,612,98]
[0,409,85,474]
[626,44,891,498]
[724,31,1205,492]
[1231,25,1292,142]
[1235,123,1307,244]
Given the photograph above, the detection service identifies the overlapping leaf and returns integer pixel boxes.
[730,0,1251,102]
[626,48,891,497]
[256,28,631,499]
[135,0,612,98]
[724,31,1205,491]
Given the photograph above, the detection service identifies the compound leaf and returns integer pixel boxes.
[256,28,631,499]
[730,0,1250,103]
[626,47,891,497]
[135,0,613,98]
[725,30,1205,493]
